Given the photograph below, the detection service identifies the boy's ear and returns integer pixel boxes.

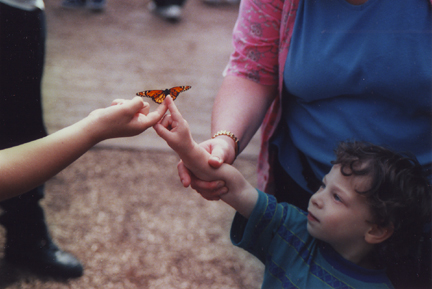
[365,223,394,244]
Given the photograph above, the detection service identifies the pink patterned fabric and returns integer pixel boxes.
[225,0,432,193]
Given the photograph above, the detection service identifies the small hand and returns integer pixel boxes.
[89,96,168,141]
[154,96,231,201]
[153,96,194,153]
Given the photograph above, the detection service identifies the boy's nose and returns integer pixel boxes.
[310,193,323,208]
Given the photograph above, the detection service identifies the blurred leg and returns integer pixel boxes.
[149,0,187,21]
[0,3,83,278]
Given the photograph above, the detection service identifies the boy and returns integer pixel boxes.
[0,96,167,201]
[154,96,431,288]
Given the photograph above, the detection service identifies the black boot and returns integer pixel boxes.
[0,186,83,279]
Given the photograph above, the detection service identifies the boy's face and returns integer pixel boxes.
[307,165,374,249]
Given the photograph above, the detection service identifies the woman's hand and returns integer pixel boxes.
[177,137,236,200]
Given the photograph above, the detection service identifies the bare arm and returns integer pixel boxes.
[154,96,258,218]
[211,74,277,157]
[0,97,167,201]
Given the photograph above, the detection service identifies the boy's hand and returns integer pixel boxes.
[88,97,168,142]
[154,97,228,200]
[153,96,194,153]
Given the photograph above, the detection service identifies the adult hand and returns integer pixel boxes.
[177,137,236,201]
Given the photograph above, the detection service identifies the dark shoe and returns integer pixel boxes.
[0,187,83,279]
[148,1,182,22]
[4,241,83,279]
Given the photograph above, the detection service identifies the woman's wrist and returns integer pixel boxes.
[212,130,240,157]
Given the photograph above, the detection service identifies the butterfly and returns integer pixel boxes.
[136,86,191,104]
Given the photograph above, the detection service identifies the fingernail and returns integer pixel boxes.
[211,156,221,163]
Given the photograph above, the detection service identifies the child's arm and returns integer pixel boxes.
[154,96,258,218]
[0,97,168,201]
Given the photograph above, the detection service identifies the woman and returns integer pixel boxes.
[179,0,432,287]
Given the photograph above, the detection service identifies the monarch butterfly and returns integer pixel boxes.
[136,86,191,104]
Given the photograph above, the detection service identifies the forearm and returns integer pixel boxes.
[211,75,277,153]
[0,117,98,200]
[0,96,162,201]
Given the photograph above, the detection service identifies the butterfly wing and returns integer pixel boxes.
[136,90,166,104]
[169,86,191,100]
[137,86,191,103]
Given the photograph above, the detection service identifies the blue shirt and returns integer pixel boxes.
[231,190,394,288]
[273,0,432,192]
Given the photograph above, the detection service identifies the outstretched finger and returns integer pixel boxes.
[145,99,169,124]
[164,96,183,121]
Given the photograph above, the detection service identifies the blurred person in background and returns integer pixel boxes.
[148,0,187,22]
[0,0,84,278]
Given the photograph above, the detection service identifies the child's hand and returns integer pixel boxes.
[153,96,194,154]
[87,96,168,142]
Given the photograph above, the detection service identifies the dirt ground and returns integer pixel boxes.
[41,0,261,155]
[0,149,263,289]
[0,0,265,288]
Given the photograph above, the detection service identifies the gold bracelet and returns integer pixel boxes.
[212,130,239,157]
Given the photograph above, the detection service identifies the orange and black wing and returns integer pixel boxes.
[137,86,191,103]
[168,86,192,100]
[136,90,166,104]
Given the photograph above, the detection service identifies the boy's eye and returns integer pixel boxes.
[333,193,342,202]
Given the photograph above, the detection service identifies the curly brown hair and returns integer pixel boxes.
[332,141,431,264]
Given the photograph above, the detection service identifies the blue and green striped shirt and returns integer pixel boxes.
[231,189,394,289]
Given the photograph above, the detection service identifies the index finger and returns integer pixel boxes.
[164,96,183,120]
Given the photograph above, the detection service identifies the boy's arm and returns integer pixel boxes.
[154,96,258,218]
[0,97,167,201]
